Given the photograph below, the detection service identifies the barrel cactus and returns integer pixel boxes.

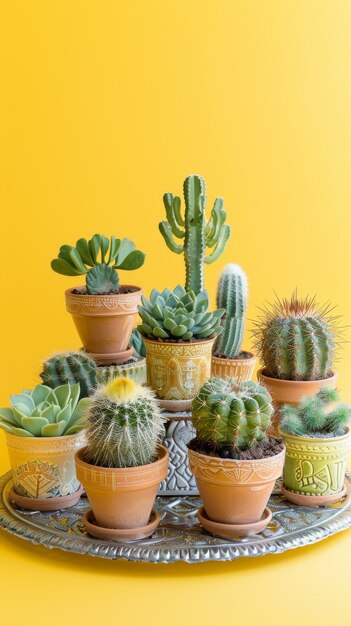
[84,377,165,468]
[281,387,351,437]
[40,352,97,398]
[192,377,274,450]
[159,175,231,294]
[0,383,89,437]
[253,293,338,381]
[214,264,248,358]
[138,284,224,341]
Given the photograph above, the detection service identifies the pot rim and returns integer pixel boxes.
[257,368,337,386]
[142,336,217,347]
[212,352,256,363]
[279,426,351,444]
[5,430,85,444]
[65,285,142,298]
[188,439,286,465]
[75,444,168,473]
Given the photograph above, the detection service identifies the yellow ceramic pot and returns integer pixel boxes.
[143,337,215,409]
[6,431,86,510]
[211,352,256,382]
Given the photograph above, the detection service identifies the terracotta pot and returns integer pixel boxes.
[257,369,338,436]
[65,285,142,363]
[75,445,168,529]
[280,428,351,505]
[212,352,256,382]
[188,444,285,525]
[143,337,215,410]
[5,431,85,510]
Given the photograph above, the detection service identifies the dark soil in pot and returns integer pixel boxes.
[188,436,284,460]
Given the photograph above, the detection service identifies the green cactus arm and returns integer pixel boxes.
[205,197,226,248]
[76,238,95,266]
[159,221,184,254]
[163,193,185,238]
[205,224,231,264]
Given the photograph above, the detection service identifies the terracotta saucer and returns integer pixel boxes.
[83,508,160,542]
[197,506,272,540]
[9,486,84,512]
[158,398,192,412]
[84,345,134,365]
[281,483,347,507]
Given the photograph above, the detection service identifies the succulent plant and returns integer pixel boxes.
[214,264,248,358]
[0,384,89,437]
[51,234,145,294]
[130,328,146,357]
[40,352,97,399]
[253,292,340,381]
[281,387,351,438]
[137,284,224,341]
[192,377,274,450]
[159,175,231,294]
[84,377,165,468]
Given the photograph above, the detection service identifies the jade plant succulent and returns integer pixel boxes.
[214,264,248,358]
[40,352,98,398]
[51,234,145,294]
[253,292,340,381]
[192,377,274,450]
[84,377,165,468]
[281,388,351,438]
[159,175,231,294]
[137,284,224,341]
[0,384,89,437]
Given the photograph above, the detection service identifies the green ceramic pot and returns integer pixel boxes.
[280,428,351,503]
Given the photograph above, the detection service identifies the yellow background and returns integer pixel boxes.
[1,1,351,624]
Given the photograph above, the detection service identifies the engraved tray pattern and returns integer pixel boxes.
[1,471,351,564]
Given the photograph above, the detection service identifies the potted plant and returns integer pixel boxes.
[188,377,285,539]
[75,377,168,541]
[253,292,339,434]
[40,330,147,396]
[280,387,351,506]
[212,264,256,382]
[51,234,146,364]
[138,285,224,411]
[0,383,88,511]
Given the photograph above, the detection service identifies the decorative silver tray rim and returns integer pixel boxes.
[1,471,351,564]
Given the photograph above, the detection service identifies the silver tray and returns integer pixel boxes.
[1,471,351,564]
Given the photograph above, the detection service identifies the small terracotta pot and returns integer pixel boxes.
[188,444,285,525]
[143,337,215,411]
[65,285,142,364]
[211,352,256,382]
[5,431,85,510]
[257,369,338,436]
[75,445,169,529]
[280,427,351,506]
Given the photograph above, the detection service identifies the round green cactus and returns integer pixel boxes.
[40,352,98,398]
[192,377,274,450]
[84,377,165,468]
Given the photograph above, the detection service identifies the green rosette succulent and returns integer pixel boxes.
[137,285,224,341]
[0,384,89,437]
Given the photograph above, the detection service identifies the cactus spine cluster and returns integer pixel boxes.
[253,293,338,381]
[281,387,351,437]
[40,352,97,398]
[214,264,248,358]
[84,377,165,468]
[159,175,231,294]
[192,377,274,450]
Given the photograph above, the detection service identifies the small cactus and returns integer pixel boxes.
[96,358,146,386]
[281,387,351,437]
[192,377,274,450]
[159,175,231,294]
[40,352,97,398]
[214,264,248,358]
[84,378,165,468]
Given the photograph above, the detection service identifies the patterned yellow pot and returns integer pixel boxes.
[5,431,86,511]
[143,337,215,410]
[280,428,351,506]
[212,352,256,382]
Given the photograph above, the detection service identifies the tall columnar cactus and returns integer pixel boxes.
[281,387,351,437]
[159,175,231,294]
[192,377,274,450]
[214,264,248,358]
[40,352,98,399]
[253,293,339,381]
[84,378,166,468]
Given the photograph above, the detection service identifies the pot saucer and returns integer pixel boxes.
[83,508,161,542]
[197,506,272,540]
[281,483,347,507]
[8,486,84,512]
[85,345,134,365]
[158,398,192,412]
